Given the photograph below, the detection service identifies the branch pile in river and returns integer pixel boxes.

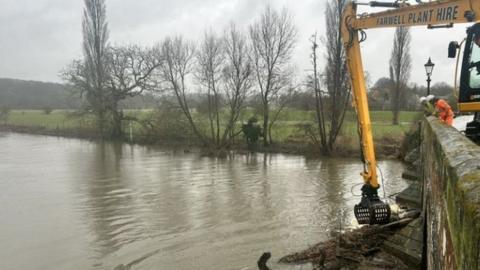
[278,220,413,270]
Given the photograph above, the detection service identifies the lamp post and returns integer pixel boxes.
[424,57,435,95]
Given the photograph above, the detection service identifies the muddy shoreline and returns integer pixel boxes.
[0,124,404,159]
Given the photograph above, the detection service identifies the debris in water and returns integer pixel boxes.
[278,218,415,270]
[257,252,271,270]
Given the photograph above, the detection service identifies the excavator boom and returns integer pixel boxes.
[342,0,480,224]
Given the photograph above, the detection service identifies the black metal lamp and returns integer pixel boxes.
[424,58,435,95]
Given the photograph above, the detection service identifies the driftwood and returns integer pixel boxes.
[257,252,271,270]
[278,218,415,270]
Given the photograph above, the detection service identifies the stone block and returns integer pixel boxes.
[383,218,424,269]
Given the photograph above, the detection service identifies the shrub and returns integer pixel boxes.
[0,107,10,124]
[43,107,53,115]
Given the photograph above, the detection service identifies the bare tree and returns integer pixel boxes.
[76,0,110,135]
[323,0,351,152]
[249,6,297,146]
[222,24,253,145]
[309,33,328,152]
[195,31,224,145]
[158,37,207,144]
[104,45,162,138]
[63,0,160,139]
[389,27,411,125]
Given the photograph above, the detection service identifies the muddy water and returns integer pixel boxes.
[0,133,407,270]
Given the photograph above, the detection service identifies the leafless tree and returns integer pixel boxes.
[75,0,110,135]
[309,33,328,152]
[158,36,207,144]
[249,6,297,146]
[222,24,253,145]
[63,1,161,139]
[195,31,224,145]
[323,0,351,152]
[389,27,411,125]
[104,45,162,137]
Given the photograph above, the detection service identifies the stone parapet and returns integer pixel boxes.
[422,116,480,269]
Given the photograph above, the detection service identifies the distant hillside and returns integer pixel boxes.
[0,78,157,109]
[0,78,78,109]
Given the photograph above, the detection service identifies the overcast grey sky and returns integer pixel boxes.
[0,0,470,87]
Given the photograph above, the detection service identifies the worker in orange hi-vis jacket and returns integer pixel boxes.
[426,95,454,126]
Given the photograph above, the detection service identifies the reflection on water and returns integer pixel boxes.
[0,133,407,270]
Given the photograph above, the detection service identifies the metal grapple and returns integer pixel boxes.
[354,184,391,225]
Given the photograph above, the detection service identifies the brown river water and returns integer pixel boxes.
[0,133,407,270]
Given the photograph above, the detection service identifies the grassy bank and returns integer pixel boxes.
[0,109,420,157]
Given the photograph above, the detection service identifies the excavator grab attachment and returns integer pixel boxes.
[354,185,391,225]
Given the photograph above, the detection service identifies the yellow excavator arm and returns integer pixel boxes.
[342,0,480,224]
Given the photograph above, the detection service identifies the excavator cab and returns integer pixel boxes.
[457,23,480,110]
[452,23,480,143]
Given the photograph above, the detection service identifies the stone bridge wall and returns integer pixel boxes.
[422,116,480,269]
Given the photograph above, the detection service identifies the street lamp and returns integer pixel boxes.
[424,57,435,95]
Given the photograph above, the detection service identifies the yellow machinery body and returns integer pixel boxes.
[341,0,480,224]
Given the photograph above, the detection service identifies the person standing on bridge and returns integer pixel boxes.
[427,95,454,126]
[419,96,435,116]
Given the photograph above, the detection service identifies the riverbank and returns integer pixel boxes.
[0,109,420,158]
[0,123,407,159]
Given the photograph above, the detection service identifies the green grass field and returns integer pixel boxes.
[3,109,420,143]
[6,110,94,129]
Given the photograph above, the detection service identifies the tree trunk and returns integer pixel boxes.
[214,92,220,146]
[111,102,123,139]
[207,91,215,143]
[392,101,400,125]
[391,82,401,125]
[96,110,107,139]
[263,102,269,146]
[392,112,399,125]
